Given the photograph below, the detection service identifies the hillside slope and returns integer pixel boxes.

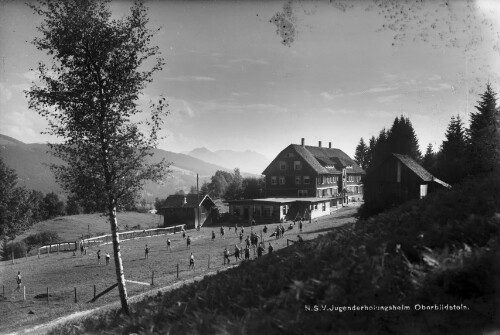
[0,134,233,199]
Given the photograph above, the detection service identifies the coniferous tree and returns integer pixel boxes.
[354,137,369,170]
[386,115,422,161]
[435,115,468,184]
[365,136,376,170]
[467,84,500,175]
[369,128,389,170]
[422,143,437,174]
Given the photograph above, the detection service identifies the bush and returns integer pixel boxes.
[23,231,61,251]
[4,241,28,259]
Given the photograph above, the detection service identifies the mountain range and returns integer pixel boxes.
[0,134,268,201]
[184,147,269,175]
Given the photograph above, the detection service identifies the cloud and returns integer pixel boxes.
[230,58,269,65]
[321,108,351,115]
[365,86,398,94]
[320,87,397,100]
[193,99,287,115]
[164,76,216,82]
[365,110,395,119]
[320,90,344,100]
[427,74,441,81]
[0,83,13,103]
[376,94,402,103]
[231,92,250,97]
[168,98,196,118]
[423,83,454,91]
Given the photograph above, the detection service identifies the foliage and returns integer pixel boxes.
[241,176,265,199]
[354,137,369,170]
[435,115,468,184]
[25,0,168,314]
[422,143,437,174]
[385,115,422,161]
[0,158,35,241]
[23,231,61,252]
[467,83,500,176]
[43,192,66,219]
[224,168,243,200]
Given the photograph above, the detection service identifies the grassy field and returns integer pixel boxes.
[0,206,358,334]
[13,212,162,243]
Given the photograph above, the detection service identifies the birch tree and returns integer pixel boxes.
[25,0,169,314]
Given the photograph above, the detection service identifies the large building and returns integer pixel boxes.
[262,138,365,203]
[228,138,365,223]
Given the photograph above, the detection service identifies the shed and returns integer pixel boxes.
[158,194,216,229]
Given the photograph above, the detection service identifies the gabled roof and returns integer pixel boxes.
[162,194,215,209]
[262,144,365,175]
[392,153,451,188]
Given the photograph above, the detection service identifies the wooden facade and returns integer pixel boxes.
[364,153,450,205]
[262,139,365,203]
[159,194,216,229]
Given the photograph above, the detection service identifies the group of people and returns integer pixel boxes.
[96,249,111,264]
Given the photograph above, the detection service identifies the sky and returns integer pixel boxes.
[1,0,499,160]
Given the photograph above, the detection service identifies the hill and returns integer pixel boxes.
[185,147,269,175]
[13,212,161,242]
[0,134,237,200]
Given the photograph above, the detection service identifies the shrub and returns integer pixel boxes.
[23,231,61,251]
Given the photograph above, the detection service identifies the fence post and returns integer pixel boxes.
[74,287,77,303]
[25,250,28,261]
[176,264,179,278]
[11,248,14,264]
[151,271,154,286]
[3,285,5,298]
[47,288,49,303]
[23,286,26,301]
[38,249,40,259]
[94,285,96,299]
[48,245,50,256]
[208,255,210,269]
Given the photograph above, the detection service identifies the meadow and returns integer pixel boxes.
[0,206,358,334]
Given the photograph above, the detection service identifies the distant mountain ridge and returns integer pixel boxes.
[0,134,258,201]
[184,147,269,175]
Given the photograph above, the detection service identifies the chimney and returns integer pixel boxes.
[318,141,322,147]
[329,142,332,148]
[301,138,305,146]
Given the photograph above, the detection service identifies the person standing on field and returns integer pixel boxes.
[105,252,110,265]
[189,253,195,270]
[97,249,101,264]
[167,238,171,251]
[15,271,22,292]
[145,244,149,259]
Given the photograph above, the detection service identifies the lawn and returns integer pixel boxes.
[13,212,162,243]
[0,206,358,334]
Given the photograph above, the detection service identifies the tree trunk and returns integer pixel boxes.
[109,205,130,315]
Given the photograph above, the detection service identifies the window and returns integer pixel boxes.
[298,190,308,197]
[322,202,326,211]
[263,207,272,217]
[279,176,285,185]
[303,176,310,184]
[279,161,287,170]
[295,176,301,185]
[271,176,277,185]
[287,152,294,158]
[294,161,302,170]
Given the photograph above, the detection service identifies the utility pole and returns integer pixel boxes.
[197,173,200,230]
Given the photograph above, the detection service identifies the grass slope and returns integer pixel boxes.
[14,212,162,242]
[1,207,356,334]
[47,175,500,335]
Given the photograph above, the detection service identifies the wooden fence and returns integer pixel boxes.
[38,225,185,255]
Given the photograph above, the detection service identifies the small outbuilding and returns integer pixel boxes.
[158,194,216,229]
[364,153,450,206]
